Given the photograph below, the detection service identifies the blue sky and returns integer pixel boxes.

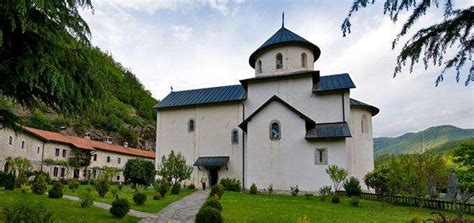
[80,0,474,137]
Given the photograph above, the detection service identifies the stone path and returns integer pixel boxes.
[141,190,209,223]
[63,190,209,222]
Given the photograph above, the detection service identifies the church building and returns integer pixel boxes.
[154,20,379,192]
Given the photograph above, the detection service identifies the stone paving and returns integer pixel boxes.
[63,190,209,222]
[140,190,209,223]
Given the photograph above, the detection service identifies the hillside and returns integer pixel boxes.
[0,48,158,150]
[374,125,474,156]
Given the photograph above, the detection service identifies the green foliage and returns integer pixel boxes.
[220,178,241,192]
[364,168,391,195]
[343,177,362,197]
[132,191,147,205]
[48,182,64,199]
[78,190,95,208]
[342,1,473,86]
[109,198,130,218]
[428,137,474,155]
[171,182,181,194]
[331,195,340,204]
[267,184,274,195]
[452,143,474,217]
[20,184,31,193]
[158,178,170,197]
[304,193,313,200]
[27,110,55,131]
[195,206,223,223]
[4,172,15,190]
[157,151,192,184]
[0,171,5,187]
[325,165,348,192]
[68,179,80,190]
[187,184,196,190]
[249,183,257,195]
[123,159,155,186]
[5,157,32,187]
[290,185,299,196]
[153,192,162,200]
[110,186,119,198]
[202,198,222,211]
[375,126,474,157]
[349,196,360,207]
[95,177,110,198]
[5,201,54,223]
[210,184,225,199]
[319,186,332,202]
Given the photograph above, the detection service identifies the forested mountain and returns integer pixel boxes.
[0,1,158,149]
[374,125,474,156]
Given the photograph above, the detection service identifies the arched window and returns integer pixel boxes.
[301,53,307,68]
[188,119,195,132]
[361,114,368,133]
[257,60,262,74]
[276,53,283,69]
[269,120,281,140]
[231,129,239,144]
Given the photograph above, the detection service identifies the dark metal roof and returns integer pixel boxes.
[350,98,380,116]
[193,156,230,167]
[313,73,356,93]
[305,122,351,140]
[239,95,316,132]
[154,85,246,110]
[249,27,321,68]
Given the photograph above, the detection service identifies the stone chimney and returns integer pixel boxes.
[84,132,91,140]
[123,142,128,148]
[105,136,112,144]
[59,126,67,135]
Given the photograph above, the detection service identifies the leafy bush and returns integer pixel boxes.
[4,172,15,190]
[195,206,223,223]
[5,201,54,222]
[187,184,196,190]
[0,171,5,187]
[123,159,156,186]
[296,215,310,223]
[15,173,28,188]
[290,185,299,196]
[343,177,362,197]
[304,192,313,200]
[268,184,274,195]
[349,196,359,207]
[110,198,130,218]
[220,178,241,192]
[171,182,181,194]
[95,177,110,197]
[154,178,170,197]
[68,179,80,190]
[331,195,340,204]
[79,190,95,208]
[202,198,222,211]
[319,186,332,201]
[153,192,162,200]
[325,165,348,192]
[48,181,63,198]
[133,192,147,205]
[249,183,257,195]
[110,186,119,198]
[20,184,31,193]
[32,174,48,195]
[118,184,123,191]
[209,184,225,199]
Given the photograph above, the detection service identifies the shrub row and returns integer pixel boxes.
[196,184,225,223]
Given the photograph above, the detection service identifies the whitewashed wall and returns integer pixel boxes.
[254,45,315,76]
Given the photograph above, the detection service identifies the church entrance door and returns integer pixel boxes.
[209,168,219,187]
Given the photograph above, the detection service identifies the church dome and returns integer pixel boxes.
[249,27,321,68]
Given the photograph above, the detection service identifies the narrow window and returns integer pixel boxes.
[269,120,281,141]
[361,114,368,133]
[53,167,59,177]
[315,148,328,165]
[21,141,25,149]
[231,129,239,144]
[62,149,67,157]
[188,119,195,132]
[61,168,66,177]
[93,154,97,161]
[92,169,97,178]
[107,156,111,163]
[37,146,41,154]
[8,136,13,145]
[118,158,121,164]
[301,53,307,68]
[257,60,262,74]
[116,175,120,181]
[55,148,60,157]
[276,53,283,69]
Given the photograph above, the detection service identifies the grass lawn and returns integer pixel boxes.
[220,192,472,223]
[0,188,139,222]
[63,184,195,213]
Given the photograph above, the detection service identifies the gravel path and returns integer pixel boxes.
[140,190,209,223]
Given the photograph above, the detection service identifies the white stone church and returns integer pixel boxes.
[155,22,379,192]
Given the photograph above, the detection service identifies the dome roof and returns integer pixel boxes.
[249,27,321,68]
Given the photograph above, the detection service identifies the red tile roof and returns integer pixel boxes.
[23,127,155,159]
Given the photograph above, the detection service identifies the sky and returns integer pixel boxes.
[79,0,474,137]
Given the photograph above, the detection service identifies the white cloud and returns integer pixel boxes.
[170,25,193,41]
